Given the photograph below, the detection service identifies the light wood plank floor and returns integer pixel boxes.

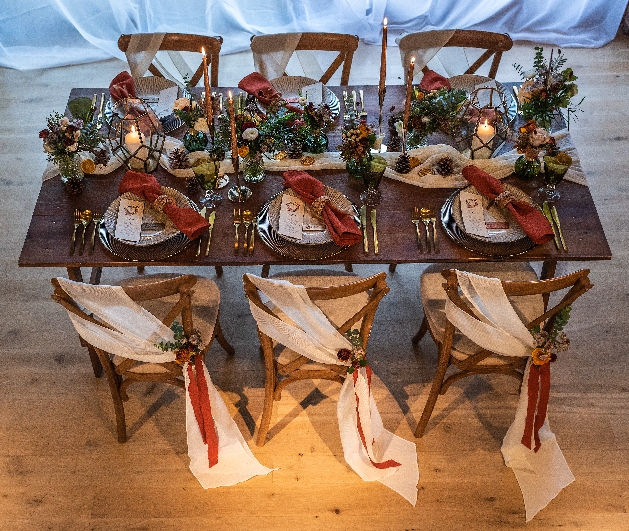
[1,34,628,530]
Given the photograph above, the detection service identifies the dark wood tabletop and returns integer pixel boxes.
[19,85,612,282]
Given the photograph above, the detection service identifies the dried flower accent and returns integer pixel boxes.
[156,321,202,365]
[529,306,571,366]
[514,120,552,160]
[336,329,368,374]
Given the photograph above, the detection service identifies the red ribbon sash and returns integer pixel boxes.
[353,366,401,469]
[186,357,219,467]
[521,363,551,453]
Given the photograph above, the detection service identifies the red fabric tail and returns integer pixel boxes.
[353,367,401,469]
[521,363,552,452]
[533,364,551,452]
[521,364,540,450]
[187,359,219,467]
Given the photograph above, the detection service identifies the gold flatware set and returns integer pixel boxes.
[360,205,379,254]
[70,209,100,256]
[412,207,439,253]
[233,208,256,255]
[542,201,568,251]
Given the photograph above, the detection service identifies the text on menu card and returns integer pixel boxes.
[115,197,145,242]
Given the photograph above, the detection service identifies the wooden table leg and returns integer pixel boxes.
[67,267,83,282]
[89,267,102,285]
[541,259,557,310]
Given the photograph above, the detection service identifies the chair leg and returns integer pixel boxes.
[412,315,429,344]
[85,344,104,377]
[415,350,449,438]
[344,263,353,272]
[256,334,276,446]
[96,350,128,443]
[214,320,235,355]
[136,266,145,274]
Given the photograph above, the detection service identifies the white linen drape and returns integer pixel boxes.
[0,0,625,70]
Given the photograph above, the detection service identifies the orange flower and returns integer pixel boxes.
[531,347,551,366]
[238,146,250,158]
[175,346,194,365]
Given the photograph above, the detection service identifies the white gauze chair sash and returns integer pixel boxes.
[396,30,456,79]
[245,274,418,506]
[126,33,190,89]
[252,33,303,80]
[443,270,574,521]
[55,277,274,488]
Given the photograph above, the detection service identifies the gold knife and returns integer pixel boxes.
[360,205,368,253]
[550,205,567,251]
[542,202,561,250]
[196,207,206,256]
[370,209,379,254]
[205,210,216,256]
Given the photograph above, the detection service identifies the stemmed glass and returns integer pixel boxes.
[197,159,222,209]
[539,154,571,202]
[359,156,387,207]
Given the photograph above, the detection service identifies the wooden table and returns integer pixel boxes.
[19,86,612,284]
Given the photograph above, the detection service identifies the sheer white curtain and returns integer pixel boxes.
[0,0,626,70]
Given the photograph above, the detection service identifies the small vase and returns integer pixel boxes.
[242,152,265,183]
[57,154,84,194]
[183,129,208,152]
[346,157,371,179]
[304,133,328,154]
[514,155,541,182]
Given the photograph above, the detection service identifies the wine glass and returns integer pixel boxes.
[539,154,571,202]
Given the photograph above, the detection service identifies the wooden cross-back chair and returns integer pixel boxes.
[51,274,234,443]
[398,29,513,80]
[250,32,359,85]
[243,271,389,446]
[413,264,592,438]
[118,33,222,86]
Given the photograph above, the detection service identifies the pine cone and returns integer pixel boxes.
[185,176,201,195]
[93,148,110,167]
[394,152,411,174]
[64,178,83,195]
[287,142,303,159]
[169,147,190,169]
[435,155,454,176]
[387,133,402,152]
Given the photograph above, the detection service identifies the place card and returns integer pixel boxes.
[301,82,323,106]
[278,194,305,240]
[460,189,488,237]
[302,207,326,232]
[114,197,145,242]
[484,204,510,234]
[155,85,179,118]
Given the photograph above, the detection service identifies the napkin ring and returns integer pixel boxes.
[494,190,518,209]
[153,194,174,212]
[310,195,330,219]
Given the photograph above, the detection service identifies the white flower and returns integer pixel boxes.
[43,142,54,153]
[173,98,190,111]
[67,143,78,152]
[60,116,70,127]
[298,96,307,106]
[194,118,209,133]
[530,128,549,147]
[242,127,259,141]
[394,120,404,135]
[73,131,80,140]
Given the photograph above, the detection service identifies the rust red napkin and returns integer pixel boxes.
[118,171,209,240]
[109,71,137,102]
[418,69,452,91]
[238,72,303,113]
[462,165,553,245]
[283,170,361,247]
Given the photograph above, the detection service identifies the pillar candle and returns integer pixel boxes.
[228,91,239,174]
[471,119,495,159]
[403,57,415,132]
[378,18,387,95]
[201,47,213,131]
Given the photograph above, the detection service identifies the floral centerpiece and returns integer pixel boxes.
[514,47,583,131]
[512,119,550,181]
[39,111,103,192]
[155,321,203,365]
[302,102,334,153]
[173,96,210,152]
[338,117,378,178]
[391,86,467,149]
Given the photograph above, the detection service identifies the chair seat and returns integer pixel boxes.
[269,270,369,368]
[420,263,543,365]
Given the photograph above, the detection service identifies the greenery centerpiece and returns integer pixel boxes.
[514,47,583,131]
[338,117,378,178]
[173,95,209,152]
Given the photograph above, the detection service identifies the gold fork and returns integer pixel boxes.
[411,207,423,252]
[420,207,432,253]
[249,209,257,255]
[242,209,253,253]
[427,209,439,253]
[70,209,81,255]
[233,208,242,254]
[78,209,92,256]
[89,212,101,255]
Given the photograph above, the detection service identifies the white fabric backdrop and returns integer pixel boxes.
[1,0,626,70]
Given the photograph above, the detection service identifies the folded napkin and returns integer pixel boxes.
[462,166,553,245]
[238,72,303,114]
[118,170,209,240]
[109,71,137,102]
[418,69,451,91]
[283,170,361,246]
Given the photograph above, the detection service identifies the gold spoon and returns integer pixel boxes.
[420,207,432,253]
[79,209,92,255]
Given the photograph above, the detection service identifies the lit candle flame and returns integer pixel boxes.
[383,17,387,26]
[228,90,233,101]
[411,56,415,65]
[201,46,205,56]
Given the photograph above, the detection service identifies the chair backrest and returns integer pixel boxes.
[398,29,513,81]
[118,33,222,87]
[250,32,359,85]
[51,274,198,339]
[243,272,389,351]
[441,268,593,337]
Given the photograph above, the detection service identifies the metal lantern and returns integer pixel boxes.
[107,98,165,173]
[454,86,515,160]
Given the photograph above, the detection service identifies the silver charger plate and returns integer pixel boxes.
[264,76,340,118]
[257,187,359,260]
[441,185,536,257]
[102,187,196,247]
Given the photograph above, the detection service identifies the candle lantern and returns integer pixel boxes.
[455,86,514,159]
[107,98,165,172]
